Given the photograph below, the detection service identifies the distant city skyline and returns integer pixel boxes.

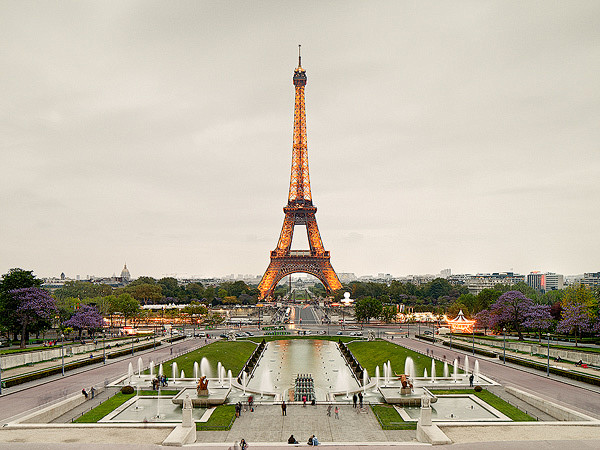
[1,2,599,279]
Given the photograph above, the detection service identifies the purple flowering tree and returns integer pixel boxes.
[522,304,553,342]
[475,310,491,335]
[10,287,57,348]
[557,302,593,347]
[488,290,534,340]
[63,305,104,339]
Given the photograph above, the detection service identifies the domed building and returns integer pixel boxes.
[120,264,131,282]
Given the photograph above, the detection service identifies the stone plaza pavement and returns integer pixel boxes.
[196,404,416,444]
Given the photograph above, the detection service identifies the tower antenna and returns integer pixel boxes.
[298,44,301,67]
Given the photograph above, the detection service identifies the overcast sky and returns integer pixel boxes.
[1,1,599,280]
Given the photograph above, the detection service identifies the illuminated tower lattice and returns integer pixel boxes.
[258,47,342,300]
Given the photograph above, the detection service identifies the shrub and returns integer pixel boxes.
[121,385,134,394]
[474,385,483,392]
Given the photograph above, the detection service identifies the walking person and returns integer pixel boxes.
[358,392,363,408]
[469,374,474,387]
[90,386,96,399]
[334,406,339,419]
[326,404,332,417]
[281,400,287,416]
[81,388,88,399]
[352,393,357,408]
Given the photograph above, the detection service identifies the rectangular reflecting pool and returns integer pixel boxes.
[246,339,360,401]
[101,397,207,423]
[399,395,511,422]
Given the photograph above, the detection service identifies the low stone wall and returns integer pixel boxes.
[505,386,596,421]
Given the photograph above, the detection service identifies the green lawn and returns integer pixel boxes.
[196,405,236,430]
[429,389,536,421]
[370,404,416,430]
[154,340,257,379]
[348,340,454,378]
[75,392,134,423]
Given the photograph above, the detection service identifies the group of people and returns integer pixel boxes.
[81,386,96,399]
[151,375,168,390]
[326,404,339,419]
[235,402,244,418]
[285,434,318,446]
[352,392,364,408]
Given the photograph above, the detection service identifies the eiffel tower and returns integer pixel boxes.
[258,47,342,300]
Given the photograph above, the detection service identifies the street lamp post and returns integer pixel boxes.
[102,329,106,364]
[547,332,550,376]
[503,328,506,364]
[450,332,452,349]
[61,333,65,376]
[432,320,435,345]
[472,324,475,355]
[131,334,134,356]
[0,352,3,394]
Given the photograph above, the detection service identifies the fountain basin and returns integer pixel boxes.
[398,395,511,421]
[172,387,231,406]
[378,386,437,406]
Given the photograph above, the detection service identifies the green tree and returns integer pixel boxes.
[52,281,112,300]
[561,284,596,319]
[115,293,141,326]
[128,276,157,286]
[158,277,181,299]
[380,305,396,323]
[126,283,162,305]
[185,282,205,300]
[354,297,383,323]
[475,289,501,313]
[182,301,208,324]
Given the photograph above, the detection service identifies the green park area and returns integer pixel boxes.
[347,339,450,378]
[155,340,258,378]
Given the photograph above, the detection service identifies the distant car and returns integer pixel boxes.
[219,333,228,338]
[336,331,343,335]
[319,330,326,335]
[349,326,359,330]
[245,332,253,336]
[423,330,433,335]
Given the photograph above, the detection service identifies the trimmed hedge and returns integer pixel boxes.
[163,335,186,344]
[415,334,435,343]
[504,354,600,386]
[107,341,161,359]
[442,340,498,358]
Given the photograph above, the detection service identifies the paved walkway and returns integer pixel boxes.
[196,404,415,444]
